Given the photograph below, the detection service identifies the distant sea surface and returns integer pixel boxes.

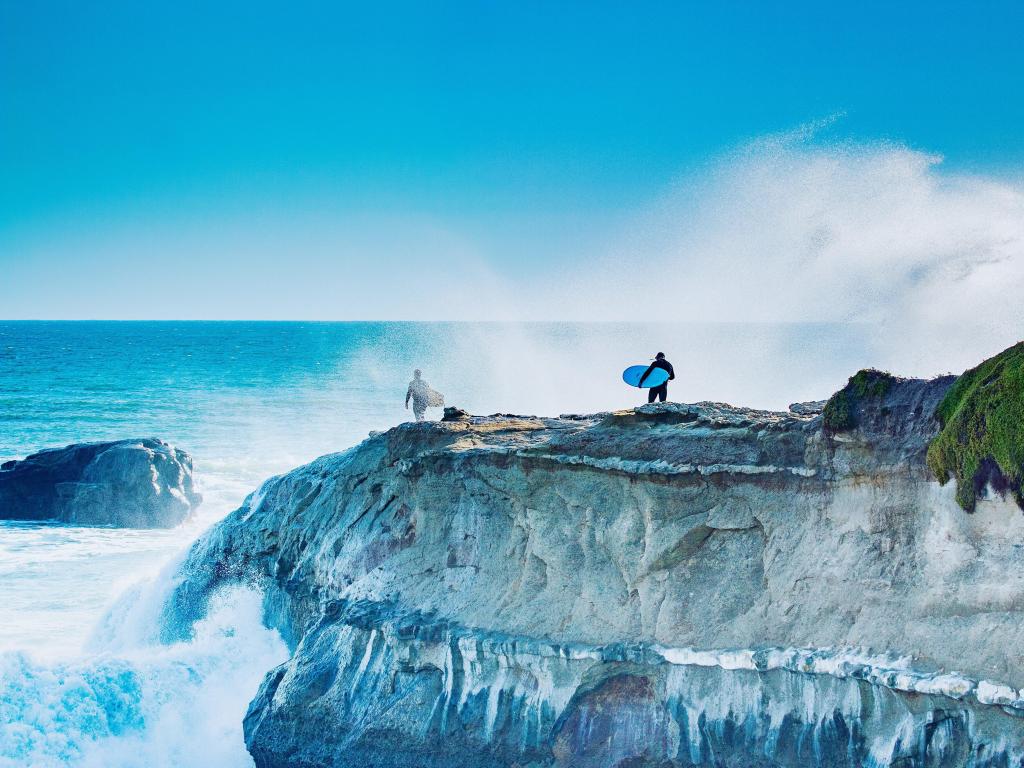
[0,320,878,767]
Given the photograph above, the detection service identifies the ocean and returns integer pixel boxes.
[0,320,880,766]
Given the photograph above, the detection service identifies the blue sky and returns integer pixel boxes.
[2,1,1023,319]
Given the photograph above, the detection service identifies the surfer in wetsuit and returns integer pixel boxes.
[405,369,443,421]
[638,352,675,403]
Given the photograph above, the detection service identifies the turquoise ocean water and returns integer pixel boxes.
[0,321,878,766]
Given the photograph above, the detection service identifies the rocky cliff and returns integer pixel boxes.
[167,373,1024,767]
[0,438,201,527]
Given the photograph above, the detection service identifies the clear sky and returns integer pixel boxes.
[2,1,1024,319]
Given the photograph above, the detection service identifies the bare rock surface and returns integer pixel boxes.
[0,438,201,527]
[789,399,827,415]
[166,376,1024,767]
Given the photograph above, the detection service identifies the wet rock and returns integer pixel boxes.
[0,438,201,527]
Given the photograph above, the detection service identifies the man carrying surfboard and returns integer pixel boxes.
[638,352,675,403]
[405,369,444,421]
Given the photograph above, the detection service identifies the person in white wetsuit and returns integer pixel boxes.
[405,369,443,421]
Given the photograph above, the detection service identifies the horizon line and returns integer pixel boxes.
[0,318,875,325]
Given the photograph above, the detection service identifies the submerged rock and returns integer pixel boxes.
[0,438,201,527]
[167,374,1024,767]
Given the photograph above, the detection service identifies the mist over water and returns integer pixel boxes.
[543,136,1024,375]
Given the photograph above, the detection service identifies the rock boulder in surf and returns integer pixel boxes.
[0,438,201,527]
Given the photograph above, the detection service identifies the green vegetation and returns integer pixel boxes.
[822,369,896,432]
[927,342,1024,512]
[822,393,853,431]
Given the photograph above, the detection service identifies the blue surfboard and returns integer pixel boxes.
[622,364,669,388]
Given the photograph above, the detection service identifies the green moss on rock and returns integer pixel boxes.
[926,342,1024,512]
[822,369,896,432]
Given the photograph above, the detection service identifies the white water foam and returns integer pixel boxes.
[0,574,287,768]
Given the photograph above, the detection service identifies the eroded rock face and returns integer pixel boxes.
[0,438,201,527]
[167,377,1024,767]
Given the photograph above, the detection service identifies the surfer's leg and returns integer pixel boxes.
[414,404,426,421]
[647,386,657,404]
[655,384,668,402]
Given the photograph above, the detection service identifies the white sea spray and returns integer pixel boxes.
[0,581,286,768]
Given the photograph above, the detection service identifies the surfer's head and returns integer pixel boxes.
[414,369,422,378]
[655,352,665,360]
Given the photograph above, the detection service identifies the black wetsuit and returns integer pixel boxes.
[639,358,675,403]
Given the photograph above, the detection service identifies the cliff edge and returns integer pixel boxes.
[167,361,1024,767]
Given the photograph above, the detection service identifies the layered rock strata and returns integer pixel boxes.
[168,376,1024,767]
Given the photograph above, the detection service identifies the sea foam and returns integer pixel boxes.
[0,582,286,768]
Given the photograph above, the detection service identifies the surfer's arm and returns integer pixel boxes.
[638,363,656,386]
[666,363,675,380]
[405,386,412,407]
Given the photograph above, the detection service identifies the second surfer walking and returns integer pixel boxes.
[405,369,445,421]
